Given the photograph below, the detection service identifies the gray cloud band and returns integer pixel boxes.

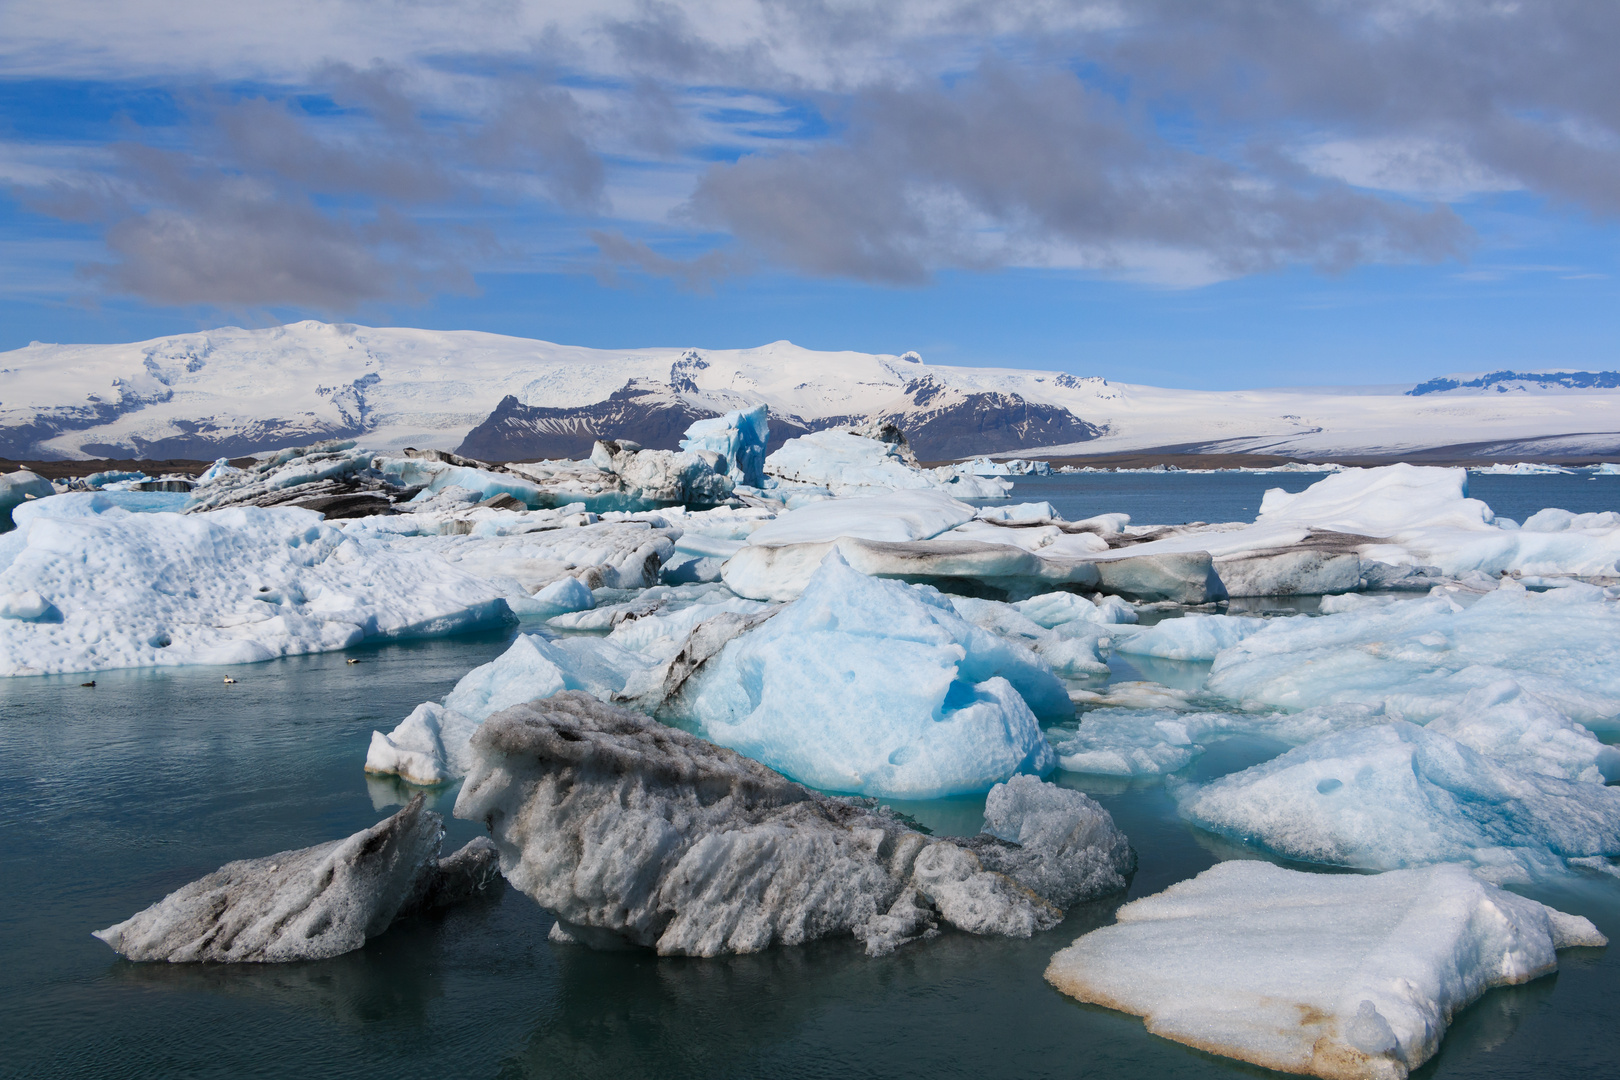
[8,1,1616,306]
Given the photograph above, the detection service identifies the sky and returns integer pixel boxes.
[1,0,1617,389]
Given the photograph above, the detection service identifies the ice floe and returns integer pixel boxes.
[452,692,1132,956]
[0,498,512,676]
[1175,721,1620,880]
[94,796,499,962]
[673,551,1068,798]
[1205,580,1620,728]
[1045,860,1604,1080]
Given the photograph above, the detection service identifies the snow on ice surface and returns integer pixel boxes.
[94,796,499,962]
[1205,580,1620,729]
[743,489,977,546]
[346,511,678,614]
[1045,861,1605,1080]
[1175,721,1620,880]
[673,551,1067,799]
[0,498,512,676]
[763,430,1012,498]
[452,693,1132,956]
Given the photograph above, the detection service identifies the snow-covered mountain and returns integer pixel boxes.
[1,321,1617,461]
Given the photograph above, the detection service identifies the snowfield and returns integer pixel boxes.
[3,320,1618,460]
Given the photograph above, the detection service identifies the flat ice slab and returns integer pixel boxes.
[1046,860,1605,1080]
[94,796,499,962]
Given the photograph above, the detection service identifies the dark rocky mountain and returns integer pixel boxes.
[866,376,1101,461]
[456,380,813,462]
[454,373,1098,463]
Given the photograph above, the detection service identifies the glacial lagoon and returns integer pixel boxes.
[3,470,1617,1080]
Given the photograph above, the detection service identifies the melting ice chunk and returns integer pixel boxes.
[1046,860,1604,1080]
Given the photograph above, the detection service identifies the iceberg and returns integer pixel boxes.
[679,404,769,487]
[1051,704,1389,777]
[1045,860,1604,1080]
[0,469,55,530]
[743,489,978,546]
[367,586,775,785]
[764,429,1012,498]
[452,693,1133,956]
[1110,612,1266,661]
[676,551,1067,799]
[0,499,512,677]
[1174,722,1620,880]
[94,796,499,962]
[1205,581,1620,728]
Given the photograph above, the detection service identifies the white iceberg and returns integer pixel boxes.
[1051,704,1389,777]
[764,429,1012,498]
[674,551,1067,799]
[1205,581,1620,729]
[452,693,1133,956]
[1110,612,1267,661]
[0,499,512,677]
[1175,721,1620,880]
[1046,860,1604,1080]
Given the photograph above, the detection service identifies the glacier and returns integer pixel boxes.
[451,692,1133,956]
[1046,860,1605,1080]
[94,796,499,963]
[671,551,1068,799]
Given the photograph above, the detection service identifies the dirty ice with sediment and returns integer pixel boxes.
[9,395,1615,1079]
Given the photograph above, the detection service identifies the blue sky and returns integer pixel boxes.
[2,2,1617,389]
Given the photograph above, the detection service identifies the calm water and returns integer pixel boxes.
[3,473,1618,1079]
[1000,470,1620,525]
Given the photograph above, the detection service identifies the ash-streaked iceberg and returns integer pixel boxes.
[1046,860,1604,1080]
[452,693,1133,956]
[1174,722,1620,881]
[0,498,512,677]
[94,796,499,963]
[673,551,1067,799]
